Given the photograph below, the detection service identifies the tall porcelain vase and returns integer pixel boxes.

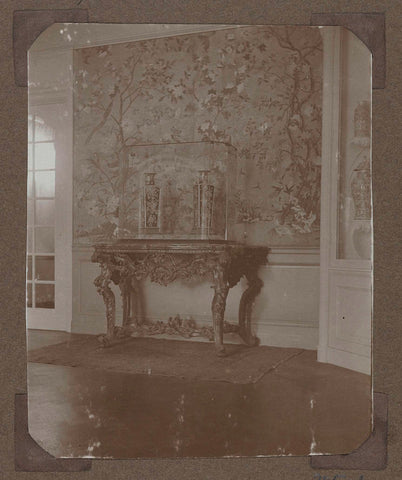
[193,170,214,239]
[350,156,371,259]
[141,172,161,235]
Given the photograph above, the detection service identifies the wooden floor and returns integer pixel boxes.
[27,330,372,459]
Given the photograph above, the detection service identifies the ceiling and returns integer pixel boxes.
[30,23,240,52]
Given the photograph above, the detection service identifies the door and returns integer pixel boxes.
[318,27,373,375]
[26,100,73,332]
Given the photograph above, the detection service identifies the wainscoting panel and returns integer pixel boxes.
[326,270,372,373]
[72,246,320,349]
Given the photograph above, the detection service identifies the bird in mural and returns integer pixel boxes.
[252,183,261,190]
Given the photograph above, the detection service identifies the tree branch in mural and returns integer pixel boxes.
[140,26,323,238]
[74,26,322,243]
[74,44,174,239]
[190,26,322,236]
[264,27,322,235]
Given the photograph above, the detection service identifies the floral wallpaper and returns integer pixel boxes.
[73,26,322,246]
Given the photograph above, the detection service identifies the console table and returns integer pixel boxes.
[91,240,268,356]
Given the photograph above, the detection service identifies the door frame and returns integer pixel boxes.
[26,49,73,332]
[318,27,372,375]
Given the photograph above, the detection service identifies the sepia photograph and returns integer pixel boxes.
[26,23,373,459]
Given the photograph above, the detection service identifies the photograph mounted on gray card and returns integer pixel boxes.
[26,23,372,458]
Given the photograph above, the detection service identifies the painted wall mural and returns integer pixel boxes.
[73,25,322,246]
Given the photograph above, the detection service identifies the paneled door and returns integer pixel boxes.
[26,100,73,332]
[318,27,372,375]
[27,114,56,314]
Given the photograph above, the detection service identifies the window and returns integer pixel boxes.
[27,115,56,309]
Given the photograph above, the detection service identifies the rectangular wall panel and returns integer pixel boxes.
[327,270,372,371]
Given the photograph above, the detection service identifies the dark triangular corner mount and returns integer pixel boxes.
[13,9,89,87]
[310,392,388,471]
[311,12,386,89]
[14,393,92,472]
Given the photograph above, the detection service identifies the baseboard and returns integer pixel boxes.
[319,346,371,375]
[71,315,108,335]
[255,322,318,350]
[317,344,328,362]
[27,319,69,332]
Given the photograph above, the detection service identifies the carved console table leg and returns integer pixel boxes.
[130,276,143,327]
[238,269,263,346]
[94,263,116,347]
[92,243,268,353]
[119,275,132,334]
[211,264,229,356]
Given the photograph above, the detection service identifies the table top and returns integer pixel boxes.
[93,239,269,255]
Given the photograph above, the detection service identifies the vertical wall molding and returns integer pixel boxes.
[318,27,342,364]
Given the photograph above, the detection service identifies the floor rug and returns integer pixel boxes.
[28,335,304,384]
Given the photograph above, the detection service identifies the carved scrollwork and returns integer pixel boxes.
[238,270,264,346]
[93,261,116,339]
[92,242,268,354]
[211,264,229,316]
[211,262,230,355]
[127,316,239,341]
[113,252,217,286]
[226,248,268,288]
